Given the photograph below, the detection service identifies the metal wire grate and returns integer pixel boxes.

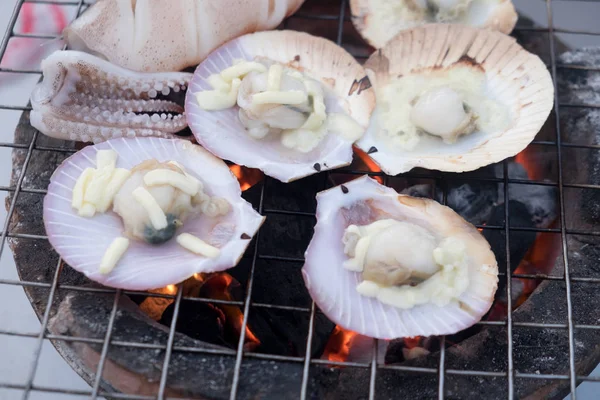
[0,0,599,399]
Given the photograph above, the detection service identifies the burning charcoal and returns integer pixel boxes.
[160,300,228,347]
[231,258,335,357]
[482,201,537,301]
[445,180,498,225]
[496,162,557,228]
[401,178,498,225]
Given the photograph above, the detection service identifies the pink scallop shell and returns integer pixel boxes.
[44,137,264,290]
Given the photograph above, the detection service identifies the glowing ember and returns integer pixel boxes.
[403,336,421,349]
[229,164,264,191]
[353,147,384,184]
[166,284,177,294]
[322,325,359,363]
[196,273,261,351]
[512,224,562,307]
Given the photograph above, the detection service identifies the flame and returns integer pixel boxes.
[403,336,421,349]
[353,147,384,184]
[515,152,534,180]
[199,273,261,351]
[513,224,561,307]
[165,284,177,294]
[322,326,359,363]
[229,164,264,191]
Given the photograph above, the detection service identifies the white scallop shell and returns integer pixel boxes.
[302,175,498,339]
[185,30,376,183]
[356,24,554,175]
[44,137,264,290]
[350,0,518,49]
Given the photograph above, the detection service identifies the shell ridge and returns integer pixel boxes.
[134,136,154,160]
[46,208,117,230]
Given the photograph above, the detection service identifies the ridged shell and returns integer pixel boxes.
[44,137,264,290]
[350,0,518,49]
[302,176,498,339]
[356,24,554,175]
[185,30,376,183]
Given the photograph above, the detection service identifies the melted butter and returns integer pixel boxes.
[343,219,469,309]
[378,64,510,151]
[194,59,365,152]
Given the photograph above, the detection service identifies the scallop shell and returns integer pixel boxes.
[44,137,264,290]
[350,0,518,49]
[302,176,498,338]
[185,30,376,183]
[356,24,554,175]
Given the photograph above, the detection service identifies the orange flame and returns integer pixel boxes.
[165,284,177,294]
[403,336,421,349]
[322,326,359,363]
[353,147,384,184]
[229,164,264,191]
[513,224,561,307]
[197,273,261,351]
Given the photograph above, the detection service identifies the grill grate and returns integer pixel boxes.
[0,0,599,399]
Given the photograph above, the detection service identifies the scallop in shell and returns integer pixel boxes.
[185,30,375,182]
[302,176,498,338]
[356,24,554,175]
[44,137,264,290]
[350,0,518,49]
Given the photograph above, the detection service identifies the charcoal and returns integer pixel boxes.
[496,162,558,228]
[229,257,335,358]
[159,300,229,348]
[483,201,537,297]
[401,178,498,226]
[558,47,600,227]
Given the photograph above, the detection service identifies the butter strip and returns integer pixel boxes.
[195,78,241,111]
[72,167,95,210]
[78,203,96,218]
[252,90,308,105]
[96,168,132,213]
[143,169,200,196]
[99,237,129,274]
[132,187,168,230]
[96,149,118,170]
[206,74,230,91]
[220,61,266,82]
[176,233,221,258]
[267,64,283,91]
[83,166,114,208]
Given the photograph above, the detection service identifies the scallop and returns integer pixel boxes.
[302,176,498,338]
[350,0,518,49]
[355,24,554,175]
[185,30,375,183]
[44,137,264,290]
